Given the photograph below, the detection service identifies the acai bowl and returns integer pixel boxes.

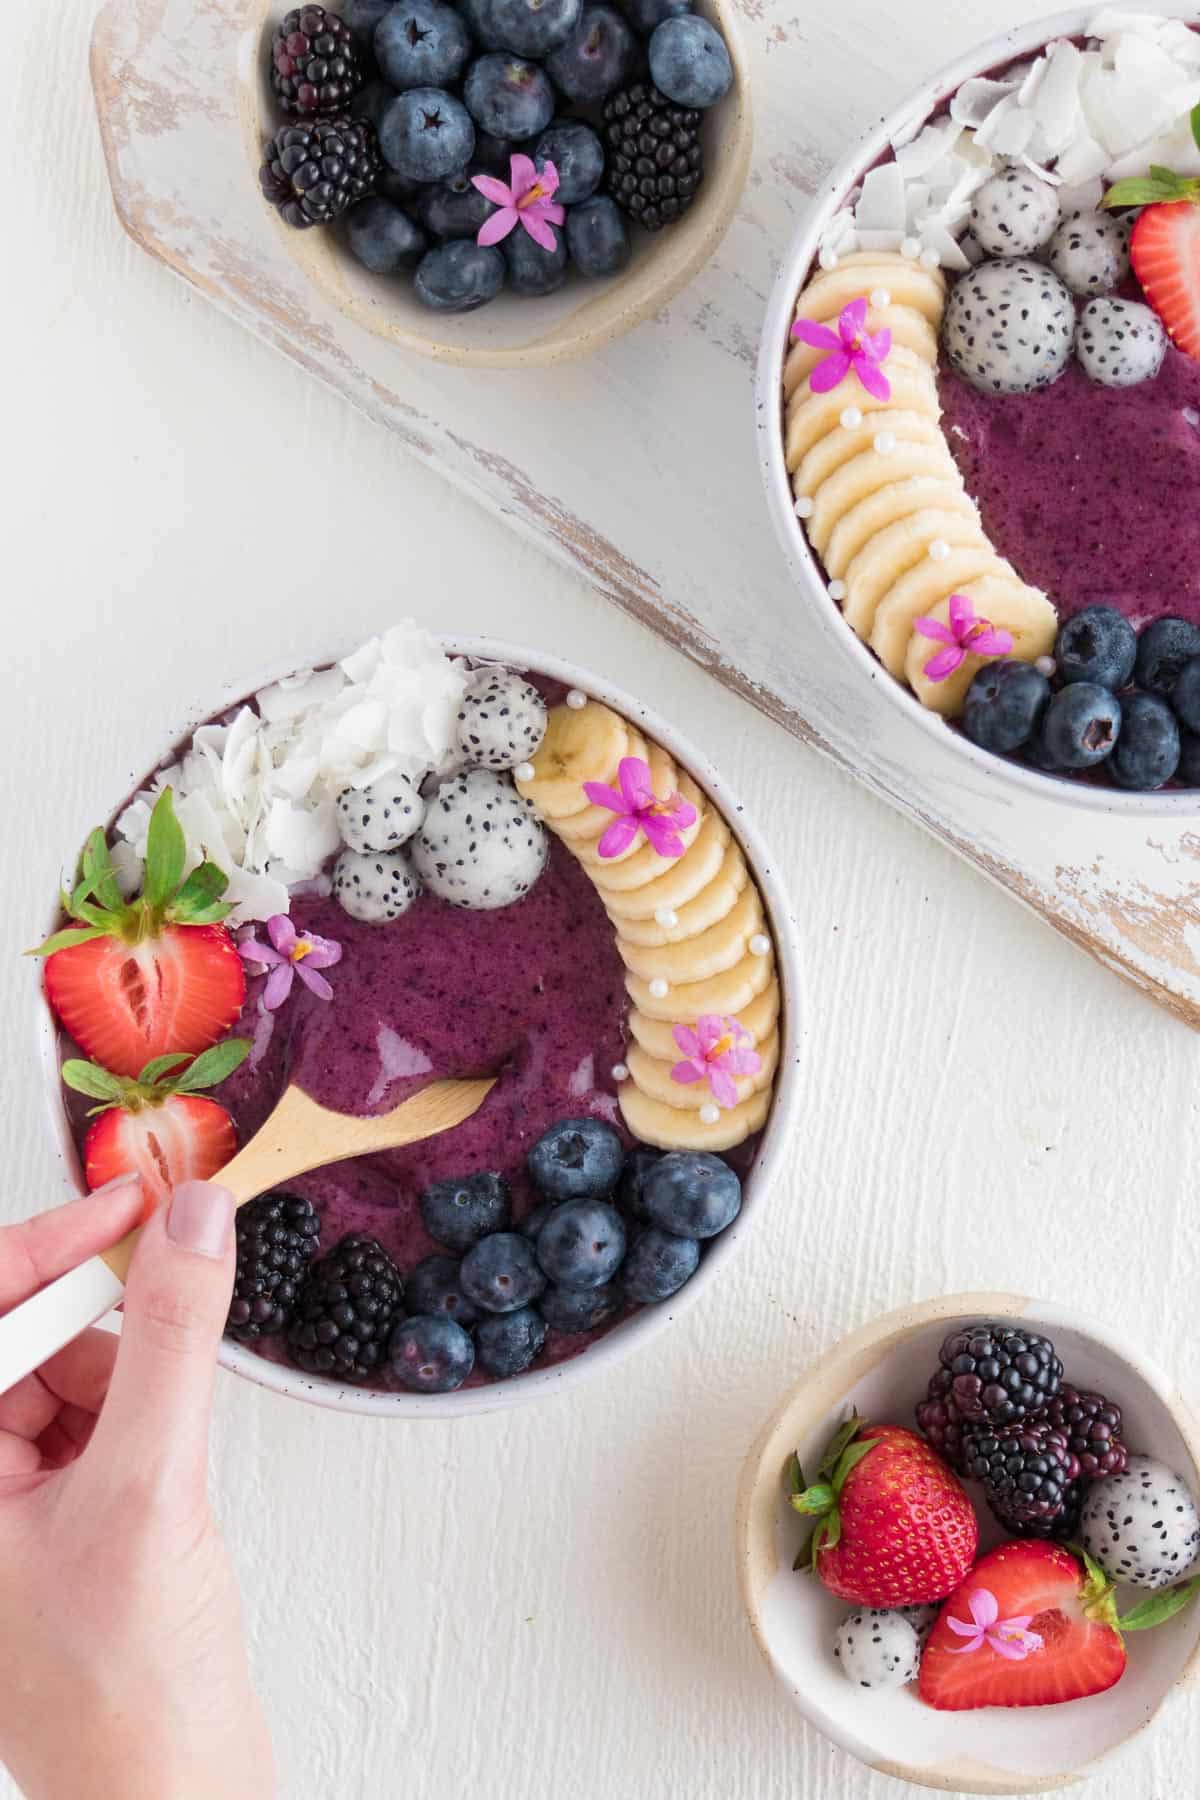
[758,7,1200,808]
[33,626,800,1417]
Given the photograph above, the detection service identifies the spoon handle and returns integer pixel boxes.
[0,1257,127,1397]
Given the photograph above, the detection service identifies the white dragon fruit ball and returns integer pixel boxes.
[1075,297,1167,389]
[335,772,425,855]
[942,259,1075,396]
[1080,1455,1200,1591]
[1048,209,1130,298]
[333,849,422,923]
[455,668,548,772]
[969,167,1060,258]
[411,768,548,910]
[833,1609,921,1690]
[896,1602,939,1644]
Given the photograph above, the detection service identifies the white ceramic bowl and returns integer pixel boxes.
[755,5,1200,819]
[242,0,753,369]
[735,1293,1200,1794]
[34,634,802,1418]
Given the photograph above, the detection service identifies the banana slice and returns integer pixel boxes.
[786,350,939,470]
[806,443,964,557]
[841,508,995,639]
[515,701,629,820]
[599,809,731,920]
[616,883,763,984]
[904,576,1058,717]
[550,729,652,844]
[793,262,946,327]
[792,409,943,500]
[826,478,978,581]
[784,302,939,395]
[609,838,747,946]
[626,978,780,1061]
[618,1082,772,1153]
[625,1029,779,1112]
[579,771,706,889]
[627,943,774,1023]
[818,248,948,283]
[870,546,1012,678]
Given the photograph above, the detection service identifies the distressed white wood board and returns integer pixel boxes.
[92,0,1200,1028]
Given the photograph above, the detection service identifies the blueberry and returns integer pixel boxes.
[961,660,1050,755]
[475,1305,547,1377]
[534,119,605,203]
[459,1231,546,1312]
[648,14,731,107]
[539,1281,622,1332]
[379,87,475,182]
[475,0,582,56]
[623,1227,700,1302]
[413,239,505,309]
[376,0,472,89]
[1180,729,1200,786]
[626,0,690,31]
[528,1117,624,1199]
[545,5,633,102]
[503,224,569,293]
[1135,616,1200,696]
[1110,691,1181,790]
[464,54,556,140]
[642,1151,741,1238]
[520,1198,560,1239]
[419,169,497,237]
[1023,724,1068,774]
[1040,683,1122,769]
[420,1171,512,1251]
[404,1254,479,1327]
[536,1198,626,1287]
[473,129,514,172]
[566,195,631,276]
[617,1146,662,1219]
[377,165,426,203]
[1171,655,1200,733]
[389,1314,475,1392]
[345,196,428,272]
[344,0,395,45]
[1055,606,1137,690]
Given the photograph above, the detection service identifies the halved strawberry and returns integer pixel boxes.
[920,1542,1126,1711]
[64,1041,250,1211]
[33,790,245,1077]
[1131,201,1200,362]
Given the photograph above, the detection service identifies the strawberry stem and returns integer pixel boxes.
[61,1039,251,1116]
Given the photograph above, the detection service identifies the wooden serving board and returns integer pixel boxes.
[91,0,1200,1027]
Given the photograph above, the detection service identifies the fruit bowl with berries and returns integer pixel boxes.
[736,1295,1200,1791]
[246,0,751,366]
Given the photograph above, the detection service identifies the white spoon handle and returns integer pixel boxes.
[0,1257,126,1395]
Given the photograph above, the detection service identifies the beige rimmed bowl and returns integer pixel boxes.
[735,1293,1200,1793]
[240,1,752,368]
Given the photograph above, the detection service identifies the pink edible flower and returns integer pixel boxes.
[670,1014,762,1110]
[237,913,342,1011]
[790,297,893,400]
[583,756,698,860]
[912,592,1014,683]
[945,1588,1044,1662]
[471,154,565,253]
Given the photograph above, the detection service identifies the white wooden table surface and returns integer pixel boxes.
[8,2,1200,1796]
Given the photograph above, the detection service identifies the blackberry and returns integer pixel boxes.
[271,7,364,116]
[602,83,703,232]
[935,1321,1062,1429]
[259,118,381,229]
[1042,1385,1129,1480]
[963,1420,1080,1528]
[915,1369,971,1473]
[226,1191,321,1342]
[999,1482,1084,1542]
[286,1234,404,1382]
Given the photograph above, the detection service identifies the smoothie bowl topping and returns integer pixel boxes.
[783,9,1200,793]
[35,625,784,1400]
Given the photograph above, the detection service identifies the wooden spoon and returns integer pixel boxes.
[0,1076,495,1395]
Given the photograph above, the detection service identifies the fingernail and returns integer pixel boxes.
[89,1170,143,1198]
[166,1181,235,1259]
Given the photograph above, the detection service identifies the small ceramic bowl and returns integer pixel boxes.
[735,1293,1200,1794]
[241,0,753,369]
[35,634,802,1418]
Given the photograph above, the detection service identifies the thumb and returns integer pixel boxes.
[89,1181,236,1489]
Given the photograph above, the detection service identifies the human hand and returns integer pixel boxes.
[0,1176,272,1799]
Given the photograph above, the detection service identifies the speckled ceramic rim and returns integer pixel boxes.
[734,1291,1200,1793]
[756,4,1200,817]
[241,0,753,369]
[33,633,803,1418]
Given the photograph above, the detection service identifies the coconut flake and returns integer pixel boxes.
[1032,39,1085,150]
[855,162,907,232]
[894,119,965,180]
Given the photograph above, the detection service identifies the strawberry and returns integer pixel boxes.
[32,790,245,1078]
[1105,114,1200,363]
[786,1416,978,1607]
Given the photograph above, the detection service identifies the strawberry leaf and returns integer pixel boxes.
[1104,172,1189,208]
[138,1053,195,1085]
[142,790,187,911]
[168,1039,250,1093]
[1120,1574,1200,1633]
[170,859,232,925]
[817,1413,864,1480]
[783,1452,805,1497]
[27,925,111,958]
[814,1513,841,1555]
[73,829,124,915]
[831,1436,878,1496]
[1074,1545,1120,1628]
[1192,101,1200,155]
[61,1059,127,1102]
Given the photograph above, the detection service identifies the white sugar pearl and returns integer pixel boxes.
[566,688,587,710]
[649,977,669,1000]
[869,287,891,308]
[874,431,897,454]
[901,236,921,260]
[1036,655,1057,678]
[514,761,535,782]
[1185,407,1200,428]
[699,1103,721,1126]
[928,539,950,561]
[829,579,847,601]
[749,933,771,957]
[818,246,840,270]
[840,406,863,430]
[654,907,679,929]
[794,495,815,519]
[611,1062,629,1083]
[919,246,940,269]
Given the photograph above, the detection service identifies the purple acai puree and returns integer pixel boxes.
[939,340,1200,631]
